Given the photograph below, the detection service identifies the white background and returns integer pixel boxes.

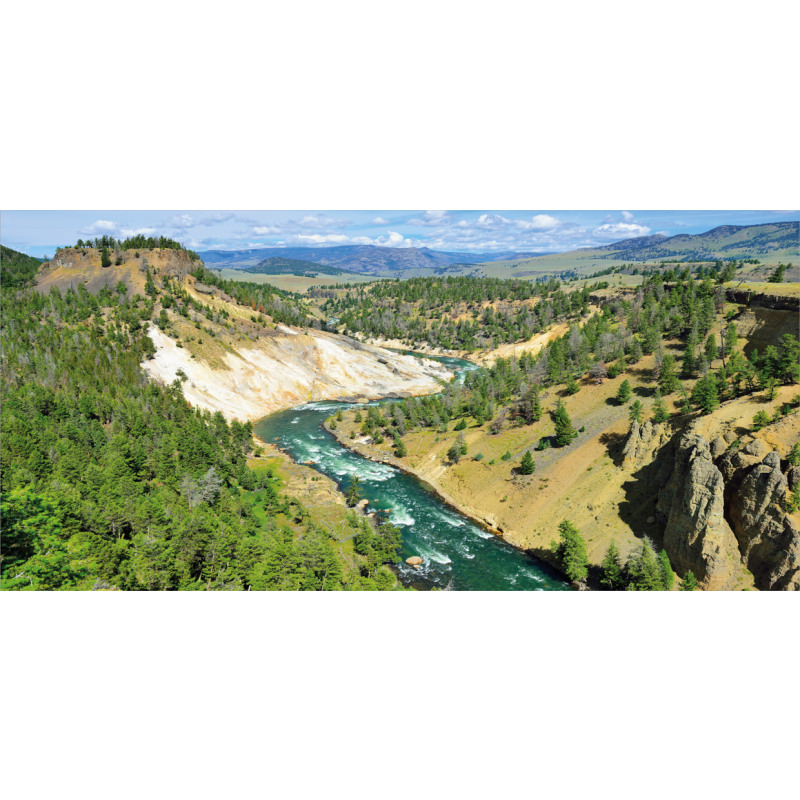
[2,1,798,798]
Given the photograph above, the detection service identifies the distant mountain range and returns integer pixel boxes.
[199,245,550,273]
[198,221,798,275]
[590,221,798,261]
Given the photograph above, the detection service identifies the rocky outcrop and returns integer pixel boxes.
[142,324,454,421]
[656,430,799,591]
[622,419,672,468]
[656,433,743,590]
[719,444,799,590]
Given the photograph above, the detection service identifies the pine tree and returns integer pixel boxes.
[691,374,719,415]
[345,476,362,507]
[723,323,738,357]
[629,399,643,425]
[681,337,697,378]
[788,443,800,467]
[100,247,112,268]
[659,354,678,394]
[681,571,698,591]
[553,520,588,583]
[616,379,632,404]
[658,549,674,590]
[552,400,577,447]
[565,374,580,395]
[704,334,717,364]
[652,389,669,423]
[624,538,665,591]
[519,450,535,475]
[600,541,623,589]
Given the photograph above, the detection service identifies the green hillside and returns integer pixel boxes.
[244,256,359,276]
[1,245,43,288]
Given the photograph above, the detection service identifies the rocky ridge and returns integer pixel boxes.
[623,416,799,590]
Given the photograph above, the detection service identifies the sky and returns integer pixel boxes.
[1,210,796,259]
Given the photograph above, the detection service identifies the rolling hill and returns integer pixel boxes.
[243,256,360,276]
[199,245,549,273]
[590,221,798,261]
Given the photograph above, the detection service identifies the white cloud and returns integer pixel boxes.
[293,233,351,244]
[371,216,389,225]
[253,225,282,235]
[80,219,119,235]
[407,210,452,226]
[296,214,348,229]
[170,214,195,228]
[592,222,651,239]
[517,214,561,230]
[621,211,635,222]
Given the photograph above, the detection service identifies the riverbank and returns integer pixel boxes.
[321,418,573,581]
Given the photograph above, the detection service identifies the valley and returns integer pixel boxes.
[1,217,798,591]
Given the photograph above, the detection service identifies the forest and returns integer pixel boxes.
[0,249,400,590]
[323,276,607,350]
[334,273,799,461]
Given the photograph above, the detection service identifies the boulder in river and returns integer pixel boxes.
[405,556,424,567]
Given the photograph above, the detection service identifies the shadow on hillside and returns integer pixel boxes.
[599,431,627,466]
[633,385,656,398]
[617,456,669,550]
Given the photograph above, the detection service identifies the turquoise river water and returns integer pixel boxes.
[255,354,569,591]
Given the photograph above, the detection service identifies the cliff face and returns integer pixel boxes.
[36,247,196,295]
[656,433,744,590]
[142,324,453,421]
[630,420,800,590]
[718,442,800,590]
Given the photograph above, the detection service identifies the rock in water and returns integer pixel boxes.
[405,556,424,567]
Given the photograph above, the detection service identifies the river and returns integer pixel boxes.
[254,354,569,591]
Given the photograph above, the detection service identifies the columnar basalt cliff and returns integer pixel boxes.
[655,433,744,590]
[718,441,799,590]
[623,417,800,591]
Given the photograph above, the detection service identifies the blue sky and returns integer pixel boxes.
[1,210,796,259]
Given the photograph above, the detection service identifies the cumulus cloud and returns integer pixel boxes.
[621,211,635,222]
[371,216,389,225]
[253,225,282,235]
[80,219,120,235]
[296,214,348,229]
[517,214,561,230]
[407,210,452,226]
[293,233,351,244]
[592,222,651,239]
[170,214,195,228]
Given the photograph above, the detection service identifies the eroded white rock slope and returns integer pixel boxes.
[143,325,453,421]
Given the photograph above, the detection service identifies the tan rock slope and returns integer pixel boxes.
[143,324,453,421]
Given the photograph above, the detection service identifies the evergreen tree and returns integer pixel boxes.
[553,520,588,583]
[565,374,580,395]
[681,571,698,591]
[100,247,112,268]
[723,323,738,357]
[691,374,720,415]
[600,541,623,589]
[345,476,362,507]
[652,389,670,423]
[552,400,577,447]
[624,538,665,591]
[788,443,800,467]
[658,549,674,590]
[519,450,535,475]
[659,354,678,394]
[751,410,771,431]
[616,379,632,404]
[629,399,643,425]
[704,334,717,364]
